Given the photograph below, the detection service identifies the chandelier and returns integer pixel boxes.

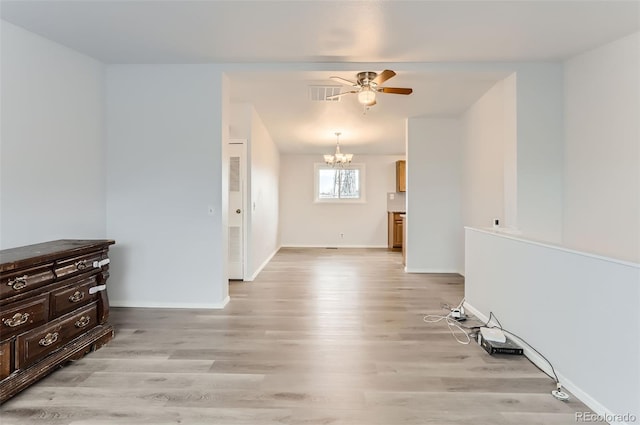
[323,132,353,167]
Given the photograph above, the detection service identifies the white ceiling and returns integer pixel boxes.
[2,1,638,154]
[229,69,509,154]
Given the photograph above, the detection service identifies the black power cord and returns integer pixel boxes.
[427,301,570,401]
[482,311,569,401]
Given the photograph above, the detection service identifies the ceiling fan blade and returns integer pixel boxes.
[325,90,358,100]
[378,87,413,95]
[330,76,358,86]
[372,69,396,86]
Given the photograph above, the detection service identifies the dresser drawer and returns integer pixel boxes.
[54,251,106,280]
[0,294,49,340]
[0,265,55,300]
[15,303,98,370]
[0,340,11,380]
[50,275,98,318]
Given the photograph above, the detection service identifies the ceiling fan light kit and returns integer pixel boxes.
[357,87,376,106]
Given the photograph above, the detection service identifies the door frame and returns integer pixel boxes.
[228,139,249,280]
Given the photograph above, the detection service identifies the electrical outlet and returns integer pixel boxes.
[340,233,344,238]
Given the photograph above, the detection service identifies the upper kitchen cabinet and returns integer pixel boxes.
[396,160,406,192]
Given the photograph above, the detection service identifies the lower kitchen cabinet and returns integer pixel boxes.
[388,212,404,250]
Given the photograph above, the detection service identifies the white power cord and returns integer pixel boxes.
[424,301,571,402]
[423,314,471,344]
[423,298,471,345]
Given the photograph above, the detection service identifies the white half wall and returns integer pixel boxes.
[564,32,640,263]
[106,65,227,308]
[406,118,463,273]
[0,21,106,248]
[279,154,403,247]
[465,227,639,424]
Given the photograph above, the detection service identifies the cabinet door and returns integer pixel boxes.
[396,160,406,192]
[393,218,403,248]
[388,213,395,249]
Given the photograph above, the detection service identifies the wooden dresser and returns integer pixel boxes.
[0,239,115,403]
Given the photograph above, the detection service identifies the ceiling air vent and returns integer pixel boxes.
[309,85,342,102]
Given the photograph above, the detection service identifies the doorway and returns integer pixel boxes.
[228,140,247,280]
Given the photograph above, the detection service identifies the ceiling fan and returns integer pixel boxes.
[327,70,413,107]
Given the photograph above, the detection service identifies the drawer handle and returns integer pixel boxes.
[68,291,85,303]
[39,332,59,347]
[75,316,91,328]
[75,260,88,270]
[3,312,30,327]
[7,275,28,291]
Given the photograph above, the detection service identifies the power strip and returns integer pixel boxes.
[451,306,466,321]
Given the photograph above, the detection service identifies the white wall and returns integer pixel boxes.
[406,66,561,275]
[502,73,518,229]
[106,65,228,308]
[406,118,463,273]
[515,64,564,243]
[465,227,639,424]
[229,103,281,280]
[461,76,517,230]
[0,21,106,248]
[249,108,280,279]
[279,154,402,247]
[229,103,251,140]
[564,32,640,263]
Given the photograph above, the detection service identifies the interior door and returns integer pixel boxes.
[228,141,246,280]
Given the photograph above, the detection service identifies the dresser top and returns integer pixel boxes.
[0,239,115,272]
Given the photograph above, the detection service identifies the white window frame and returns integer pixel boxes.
[313,163,366,203]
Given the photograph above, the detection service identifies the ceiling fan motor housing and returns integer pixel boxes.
[357,71,378,86]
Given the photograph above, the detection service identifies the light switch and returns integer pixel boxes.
[208,206,215,215]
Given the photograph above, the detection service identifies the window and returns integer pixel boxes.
[314,163,366,202]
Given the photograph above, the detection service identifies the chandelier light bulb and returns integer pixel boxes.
[323,132,353,167]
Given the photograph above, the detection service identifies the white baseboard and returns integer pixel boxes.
[463,301,634,425]
[246,246,281,281]
[280,244,388,249]
[405,268,463,275]
[111,295,230,310]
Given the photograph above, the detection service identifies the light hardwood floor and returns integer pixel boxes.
[1,248,602,424]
